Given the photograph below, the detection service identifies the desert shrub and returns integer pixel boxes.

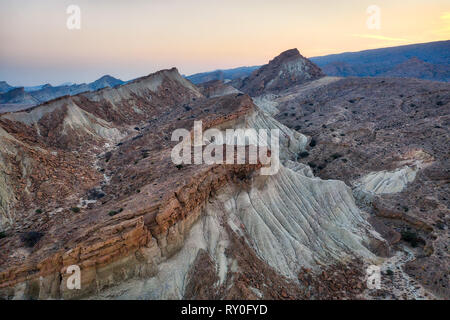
[299,151,309,159]
[309,139,317,147]
[176,164,183,170]
[35,209,43,214]
[0,231,7,239]
[20,231,43,248]
[108,208,124,217]
[331,153,343,160]
[104,151,112,163]
[401,230,423,248]
[307,162,317,168]
[71,207,80,213]
[435,221,445,230]
[385,269,394,276]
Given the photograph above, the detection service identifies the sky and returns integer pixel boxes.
[0,0,449,86]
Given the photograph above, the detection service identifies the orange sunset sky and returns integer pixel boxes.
[1,0,449,85]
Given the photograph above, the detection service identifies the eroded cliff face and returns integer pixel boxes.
[0,59,386,300]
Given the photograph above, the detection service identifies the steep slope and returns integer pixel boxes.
[234,49,324,96]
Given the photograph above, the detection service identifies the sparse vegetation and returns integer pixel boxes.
[330,153,343,160]
[108,208,124,217]
[401,230,422,248]
[385,269,394,276]
[20,231,44,248]
[299,151,309,159]
[307,162,317,168]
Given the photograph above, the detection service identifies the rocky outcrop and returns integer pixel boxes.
[234,49,324,96]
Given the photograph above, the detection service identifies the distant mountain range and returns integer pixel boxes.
[2,40,449,113]
[0,75,124,112]
[185,40,450,84]
[310,40,450,81]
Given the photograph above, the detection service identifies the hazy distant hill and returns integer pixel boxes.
[186,66,259,84]
[0,81,14,94]
[0,75,125,112]
[310,40,450,81]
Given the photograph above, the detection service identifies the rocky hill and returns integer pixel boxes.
[233,49,324,96]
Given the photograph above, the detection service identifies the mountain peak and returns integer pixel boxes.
[89,75,124,90]
[0,81,14,94]
[271,48,301,61]
[235,48,324,96]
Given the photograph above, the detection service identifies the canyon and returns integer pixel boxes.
[0,48,448,300]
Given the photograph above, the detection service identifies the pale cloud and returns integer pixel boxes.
[432,12,450,37]
[441,12,450,20]
[352,34,412,42]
